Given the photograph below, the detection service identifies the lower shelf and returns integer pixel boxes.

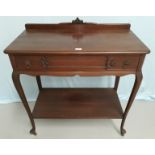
[32,88,123,119]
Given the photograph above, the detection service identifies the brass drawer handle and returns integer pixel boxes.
[106,59,116,69]
[122,60,130,68]
[25,60,31,69]
[41,56,48,68]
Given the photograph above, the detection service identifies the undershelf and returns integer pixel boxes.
[32,88,123,119]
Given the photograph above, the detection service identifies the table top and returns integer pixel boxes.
[4,20,150,55]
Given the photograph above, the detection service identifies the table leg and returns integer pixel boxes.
[36,76,42,91]
[120,71,143,136]
[12,71,37,135]
[114,76,120,91]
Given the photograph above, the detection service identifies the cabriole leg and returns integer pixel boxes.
[120,71,143,136]
[12,71,37,135]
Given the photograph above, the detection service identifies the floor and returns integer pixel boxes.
[0,100,155,139]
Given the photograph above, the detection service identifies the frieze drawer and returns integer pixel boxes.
[13,55,107,71]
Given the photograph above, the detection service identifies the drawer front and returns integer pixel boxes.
[13,54,140,72]
[14,55,107,71]
[106,55,140,70]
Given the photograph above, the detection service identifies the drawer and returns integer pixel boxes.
[106,55,140,70]
[13,55,107,71]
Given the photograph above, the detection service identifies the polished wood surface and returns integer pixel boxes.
[120,71,143,136]
[12,71,36,135]
[114,76,120,91]
[4,22,149,54]
[4,18,150,136]
[33,88,123,119]
[12,54,140,72]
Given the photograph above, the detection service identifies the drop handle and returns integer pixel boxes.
[122,60,130,68]
[41,56,48,68]
[106,60,116,68]
[25,60,31,69]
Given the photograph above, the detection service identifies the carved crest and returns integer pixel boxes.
[72,17,83,24]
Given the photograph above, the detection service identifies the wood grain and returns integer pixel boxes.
[4,23,149,54]
[33,88,123,119]
[4,18,150,136]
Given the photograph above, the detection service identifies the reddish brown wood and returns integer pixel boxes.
[4,18,150,136]
[36,76,42,91]
[13,70,138,77]
[13,55,107,71]
[137,55,146,71]
[107,55,140,70]
[120,71,143,136]
[25,23,131,31]
[12,71,36,135]
[11,54,140,75]
[33,88,123,119]
[25,18,131,31]
[4,22,149,55]
[114,76,120,91]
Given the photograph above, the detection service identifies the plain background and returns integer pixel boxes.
[0,16,155,103]
[0,0,155,154]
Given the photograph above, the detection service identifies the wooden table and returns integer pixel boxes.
[4,18,150,136]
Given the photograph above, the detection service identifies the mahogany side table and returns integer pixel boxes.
[4,18,150,136]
